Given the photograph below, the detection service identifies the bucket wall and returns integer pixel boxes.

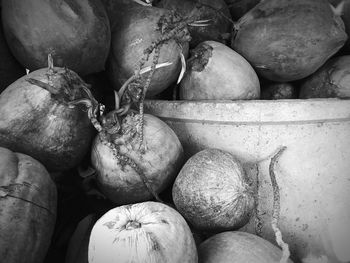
[145,99,350,263]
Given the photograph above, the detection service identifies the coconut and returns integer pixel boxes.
[180,40,260,100]
[106,3,190,97]
[299,55,350,98]
[231,0,348,82]
[1,0,111,76]
[0,147,57,263]
[88,201,198,263]
[0,57,95,172]
[91,112,184,205]
[65,214,99,263]
[172,148,255,232]
[155,0,232,47]
[328,0,350,51]
[198,231,293,263]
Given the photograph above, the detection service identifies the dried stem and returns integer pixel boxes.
[269,146,290,263]
[47,53,56,74]
[26,78,59,94]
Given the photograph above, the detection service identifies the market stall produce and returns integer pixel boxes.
[0,1,349,262]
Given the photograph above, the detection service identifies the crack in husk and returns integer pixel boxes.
[0,183,55,217]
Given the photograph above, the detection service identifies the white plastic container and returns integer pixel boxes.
[144,99,350,263]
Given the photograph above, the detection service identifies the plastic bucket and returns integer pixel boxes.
[144,99,350,263]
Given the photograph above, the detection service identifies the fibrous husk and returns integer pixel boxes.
[0,65,95,172]
[0,147,57,263]
[300,55,350,98]
[1,0,111,76]
[231,0,348,82]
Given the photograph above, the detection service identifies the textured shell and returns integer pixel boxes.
[172,148,255,232]
[198,231,293,263]
[0,68,94,172]
[231,0,347,82]
[180,41,260,100]
[300,55,350,98]
[1,0,110,76]
[91,113,184,205]
[0,147,57,263]
[88,201,198,263]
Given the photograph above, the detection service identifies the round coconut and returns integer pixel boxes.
[300,55,350,98]
[91,112,184,205]
[0,147,57,263]
[172,148,255,232]
[198,231,293,263]
[231,0,347,82]
[88,201,198,263]
[1,0,111,76]
[65,214,99,263]
[107,4,189,98]
[0,64,95,172]
[180,40,260,100]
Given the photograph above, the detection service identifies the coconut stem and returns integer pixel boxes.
[47,53,55,73]
[26,78,59,95]
[269,146,290,263]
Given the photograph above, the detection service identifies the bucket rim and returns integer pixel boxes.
[144,98,350,123]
